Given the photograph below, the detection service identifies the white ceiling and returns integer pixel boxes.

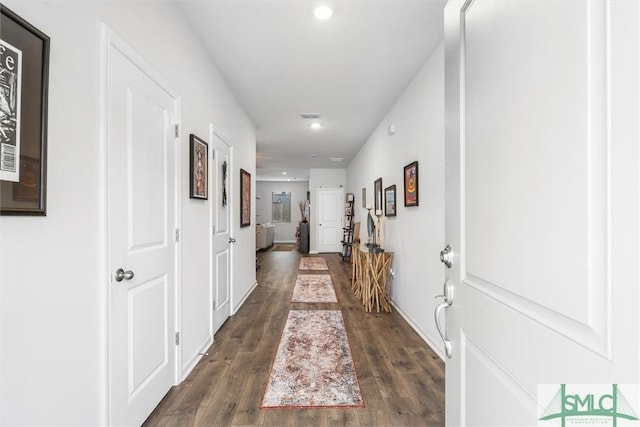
[178,0,446,181]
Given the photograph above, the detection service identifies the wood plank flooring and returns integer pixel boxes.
[143,249,444,426]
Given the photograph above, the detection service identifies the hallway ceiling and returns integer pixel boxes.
[178,1,446,181]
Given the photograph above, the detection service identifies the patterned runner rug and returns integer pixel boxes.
[298,257,328,271]
[291,274,337,303]
[261,310,364,409]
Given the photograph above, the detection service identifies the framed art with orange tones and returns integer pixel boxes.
[403,161,418,207]
[240,168,251,227]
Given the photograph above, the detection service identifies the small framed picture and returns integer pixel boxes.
[346,192,354,203]
[404,161,419,207]
[385,185,396,217]
[240,168,251,227]
[362,188,367,208]
[189,134,208,199]
[374,177,383,215]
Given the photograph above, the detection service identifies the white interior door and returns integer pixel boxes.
[443,1,639,425]
[106,29,179,426]
[317,188,343,253]
[210,128,232,334]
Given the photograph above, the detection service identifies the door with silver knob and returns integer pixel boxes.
[114,268,135,282]
[106,36,179,427]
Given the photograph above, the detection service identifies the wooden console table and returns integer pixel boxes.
[351,245,393,312]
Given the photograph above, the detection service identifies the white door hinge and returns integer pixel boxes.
[175,332,180,346]
[175,228,180,242]
[174,124,179,138]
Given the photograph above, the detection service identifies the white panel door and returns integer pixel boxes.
[317,188,343,253]
[106,30,179,426]
[443,1,639,425]
[210,128,232,334]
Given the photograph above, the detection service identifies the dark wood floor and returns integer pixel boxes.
[143,249,444,426]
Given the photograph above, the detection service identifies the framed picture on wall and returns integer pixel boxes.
[240,168,251,227]
[385,185,396,217]
[0,5,50,215]
[404,161,419,207]
[189,134,208,199]
[374,177,383,215]
[362,187,366,208]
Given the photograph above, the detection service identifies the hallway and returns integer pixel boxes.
[144,249,445,426]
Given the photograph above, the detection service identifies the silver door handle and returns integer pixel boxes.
[115,268,134,282]
[434,301,452,358]
[229,237,236,243]
[434,280,454,358]
[440,245,453,268]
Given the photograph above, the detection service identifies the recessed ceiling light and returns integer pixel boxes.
[314,5,333,20]
[310,122,322,130]
[282,171,287,175]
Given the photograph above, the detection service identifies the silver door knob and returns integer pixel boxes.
[229,237,236,243]
[440,245,453,268]
[115,268,134,282]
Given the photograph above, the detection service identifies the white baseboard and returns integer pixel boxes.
[274,240,296,244]
[180,335,213,381]
[309,250,319,254]
[391,300,446,362]
[232,280,258,315]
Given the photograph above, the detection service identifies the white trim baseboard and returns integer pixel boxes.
[180,335,213,381]
[232,280,258,315]
[391,300,446,362]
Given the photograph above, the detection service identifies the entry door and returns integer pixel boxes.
[106,30,179,426]
[443,1,639,425]
[317,188,343,253]
[210,128,232,334]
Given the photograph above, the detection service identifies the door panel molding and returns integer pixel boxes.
[460,0,610,358]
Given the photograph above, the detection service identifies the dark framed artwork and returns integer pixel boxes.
[189,134,208,199]
[374,177,383,215]
[385,185,396,217]
[0,5,50,215]
[361,187,366,209]
[221,160,227,207]
[240,168,251,227]
[404,161,419,207]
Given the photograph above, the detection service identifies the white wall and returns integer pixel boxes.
[346,43,445,357]
[0,2,255,425]
[308,168,346,253]
[256,181,309,242]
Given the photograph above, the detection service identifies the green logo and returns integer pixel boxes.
[539,384,638,427]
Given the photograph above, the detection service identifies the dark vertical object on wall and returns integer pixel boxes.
[299,222,309,254]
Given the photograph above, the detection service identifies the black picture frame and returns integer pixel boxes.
[0,5,50,216]
[374,177,383,215]
[404,161,419,207]
[240,168,251,227]
[189,134,208,199]
[385,185,396,217]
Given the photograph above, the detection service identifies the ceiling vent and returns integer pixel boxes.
[300,113,321,119]
[331,157,344,162]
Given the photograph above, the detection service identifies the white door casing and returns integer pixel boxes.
[210,126,232,335]
[443,1,639,425]
[317,188,343,253]
[105,27,180,426]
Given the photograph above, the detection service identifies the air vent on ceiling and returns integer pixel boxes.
[331,158,344,162]
[300,113,321,119]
